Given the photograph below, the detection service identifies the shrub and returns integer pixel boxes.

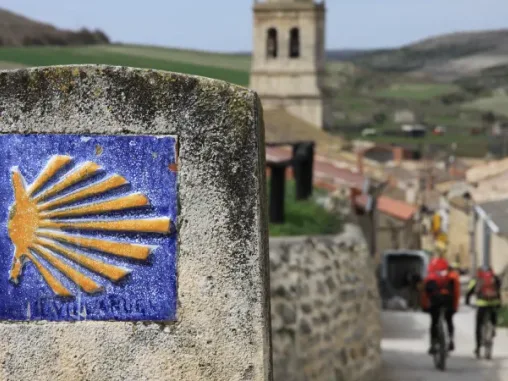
[268,180,342,237]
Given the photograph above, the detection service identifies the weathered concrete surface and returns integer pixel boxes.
[269,224,381,381]
[381,308,508,381]
[0,66,271,381]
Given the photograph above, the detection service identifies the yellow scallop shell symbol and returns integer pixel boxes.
[7,155,171,297]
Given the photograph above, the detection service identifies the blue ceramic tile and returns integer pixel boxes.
[0,134,178,322]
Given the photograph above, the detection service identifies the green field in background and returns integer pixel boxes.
[0,45,250,86]
[0,44,502,159]
[463,95,508,118]
[375,83,460,101]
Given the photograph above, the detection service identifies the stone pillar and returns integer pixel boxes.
[0,66,272,381]
[269,163,287,224]
[293,142,314,200]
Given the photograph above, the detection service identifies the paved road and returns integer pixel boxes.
[381,307,508,381]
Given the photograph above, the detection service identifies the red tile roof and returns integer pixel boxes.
[266,146,292,164]
[265,145,416,221]
[266,146,364,188]
[355,194,417,221]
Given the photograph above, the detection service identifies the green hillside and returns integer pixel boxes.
[463,94,508,117]
[1,43,507,158]
[349,29,508,88]
[0,45,250,86]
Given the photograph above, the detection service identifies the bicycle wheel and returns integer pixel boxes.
[433,310,447,371]
[483,312,494,360]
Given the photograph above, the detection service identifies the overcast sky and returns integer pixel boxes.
[3,0,508,52]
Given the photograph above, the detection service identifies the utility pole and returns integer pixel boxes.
[465,193,477,273]
[482,218,491,268]
[364,179,389,258]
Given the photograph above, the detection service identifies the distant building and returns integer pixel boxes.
[446,193,472,270]
[401,124,427,138]
[250,0,332,129]
[393,109,416,124]
[474,199,508,277]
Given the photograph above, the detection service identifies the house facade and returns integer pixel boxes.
[447,196,472,270]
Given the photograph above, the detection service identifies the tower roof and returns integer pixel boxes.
[264,0,315,2]
[254,0,324,11]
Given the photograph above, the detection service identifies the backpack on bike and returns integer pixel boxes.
[431,270,450,289]
[476,270,498,300]
[425,258,451,296]
[425,269,452,299]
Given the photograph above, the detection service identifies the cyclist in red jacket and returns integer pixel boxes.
[421,257,461,354]
[466,266,502,358]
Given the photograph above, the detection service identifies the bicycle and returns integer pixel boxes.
[433,306,449,371]
[479,307,495,360]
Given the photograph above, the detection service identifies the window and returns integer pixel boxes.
[289,28,300,58]
[266,28,278,58]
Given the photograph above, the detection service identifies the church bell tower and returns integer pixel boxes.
[250,0,330,129]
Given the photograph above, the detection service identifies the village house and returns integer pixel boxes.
[446,192,473,270]
[474,199,508,302]
[438,160,508,276]
[474,199,508,273]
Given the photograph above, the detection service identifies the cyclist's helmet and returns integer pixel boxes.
[428,257,449,273]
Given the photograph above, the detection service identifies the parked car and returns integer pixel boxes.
[380,249,432,310]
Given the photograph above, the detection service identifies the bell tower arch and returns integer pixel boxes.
[250,0,331,129]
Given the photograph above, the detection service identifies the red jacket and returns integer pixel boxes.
[421,269,460,312]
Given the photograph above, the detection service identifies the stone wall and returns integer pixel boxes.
[269,224,381,381]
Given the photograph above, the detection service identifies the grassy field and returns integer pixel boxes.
[334,94,380,113]
[341,128,489,158]
[88,45,251,71]
[0,44,502,158]
[425,113,482,129]
[0,60,26,70]
[326,64,496,157]
[0,45,250,86]
[268,181,342,237]
[375,83,460,101]
[463,95,508,118]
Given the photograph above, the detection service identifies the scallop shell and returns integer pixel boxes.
[7,155,172,297]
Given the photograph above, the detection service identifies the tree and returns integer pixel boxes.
[373,112,387,125]
[482,111,496,125]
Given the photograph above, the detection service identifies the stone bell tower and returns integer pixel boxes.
[250,0,330,129]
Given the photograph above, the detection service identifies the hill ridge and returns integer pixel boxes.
[0,7,110,47]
